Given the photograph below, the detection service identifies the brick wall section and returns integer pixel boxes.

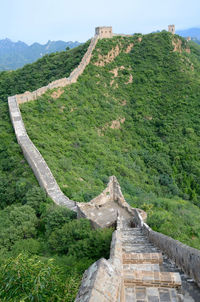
[8,36,99,211]
[134,209,200,287]
[75,214,124,302]
[77,176,136,228]
[16,36,99,104]
[8,95,77,211]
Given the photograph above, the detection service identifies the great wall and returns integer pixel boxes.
[8,26,200,301]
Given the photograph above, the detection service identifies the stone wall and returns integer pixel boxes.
[77,176,139,228]
[95,26,113,39]
[16,36,98,104]
[8,35,99,211]
[8,95,77,211]
[7,27,125,213]
[168,24,175,34]
[134,209,200,287]
[75,214,124,302]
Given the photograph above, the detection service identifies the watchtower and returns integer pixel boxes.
[95,26,113,38]
[168,25,175,35]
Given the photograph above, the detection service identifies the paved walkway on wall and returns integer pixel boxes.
[121,219,182,302]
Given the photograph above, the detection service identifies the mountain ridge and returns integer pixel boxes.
[176,27,200,39]
[0,38,81,71]
[1,31,200,300]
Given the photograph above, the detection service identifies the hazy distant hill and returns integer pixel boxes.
[176,27,200,39]
[0,38,81,71]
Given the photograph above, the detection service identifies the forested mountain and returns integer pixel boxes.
[0,38,80,71]
[1,31,200,300]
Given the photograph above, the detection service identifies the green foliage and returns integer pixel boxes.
[11,239,42,256]
[1,32,200,300]
[129,196,200,249]
[0,40,114,301]
[48,219,92,253]
[0,205,38,251]
[21,32,200,206]
[0,41,89,102]
[68,228,113,259]
[23,186,52,216]
[0,41,90,210]
[0,39,80,71]
[0,203,113,300]
[19,32,200,251]
[0,253,81,302]
[48,218,113,258]
[42,205,76,236]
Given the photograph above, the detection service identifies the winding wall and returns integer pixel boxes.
[7,27,200,299]
[8,35,99,210]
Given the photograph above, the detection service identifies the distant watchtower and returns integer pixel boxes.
[168,25,175,35]
[95,26,113,38]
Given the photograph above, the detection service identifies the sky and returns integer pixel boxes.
[1,0,200,44]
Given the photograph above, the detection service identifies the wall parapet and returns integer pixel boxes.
[8,35,99,211]
[8,95,77,211]
[134,209,200,287]
[75,213,124,302]
[16,36,98,104]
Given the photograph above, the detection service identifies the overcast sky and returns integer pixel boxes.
[1,0,200,44]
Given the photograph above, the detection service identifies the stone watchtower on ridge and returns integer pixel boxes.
[168,24,175,34]
[95,26,113,38]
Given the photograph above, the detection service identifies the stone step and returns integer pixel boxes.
[123,263,160,272]
[122,238,150,244]
[121,233,146,237]
[122,228,142,231]
[122,243,158,249]
[124,286,181,302]
[123,253,163,264]
[124,271,181,289]
[121,229,143,233]
[123,247,160,254]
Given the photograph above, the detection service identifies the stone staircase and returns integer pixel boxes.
[121,220,182,302]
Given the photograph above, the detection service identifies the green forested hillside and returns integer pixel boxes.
[1,31,200,300]
[20,32,200,249]
[0,38,80,71]
[0,41,112,301]
[0,41,89,102]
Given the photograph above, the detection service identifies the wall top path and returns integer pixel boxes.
[7,26,131,214]
[16,35,99,104]
[134,208,200,289]
[8,32,99,210]
[75,214,183,302]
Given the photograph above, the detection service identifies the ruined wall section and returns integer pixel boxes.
[134,209,200,287]
[77,176,137,228]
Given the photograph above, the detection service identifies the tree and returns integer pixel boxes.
[0,205,38,251]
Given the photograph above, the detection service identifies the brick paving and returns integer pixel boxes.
[121,220,182,302]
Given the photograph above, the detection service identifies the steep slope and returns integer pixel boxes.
[0,41,89,102]
[0,41,90,209]
[20,32,200,248]
[0,38,80,71]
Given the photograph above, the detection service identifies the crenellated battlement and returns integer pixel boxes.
[95,26,113,38]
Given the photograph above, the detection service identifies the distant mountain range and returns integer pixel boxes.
[0,39,81,71]
[176,27,200,39]
[176,27,200,44]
